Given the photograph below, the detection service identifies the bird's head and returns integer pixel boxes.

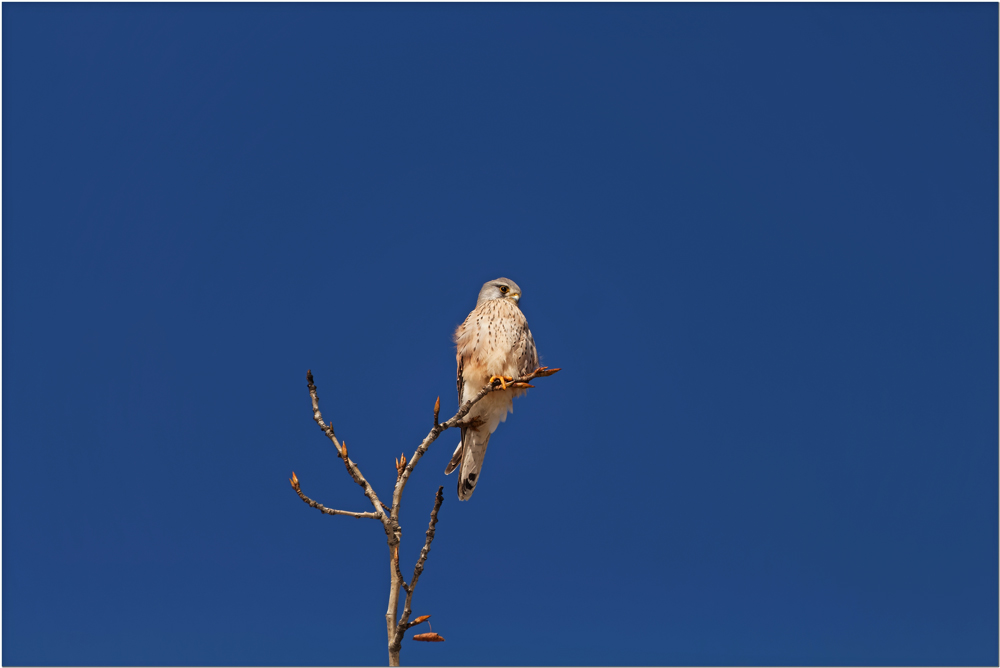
[477,277,523,308]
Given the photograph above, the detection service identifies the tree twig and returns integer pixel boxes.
[307,370,393,526]
[289,472,383,520]
[392,486,445,650]
[393,544,409,593]
[307,369,344,454]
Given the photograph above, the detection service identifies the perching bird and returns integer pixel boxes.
[445,277,539,500]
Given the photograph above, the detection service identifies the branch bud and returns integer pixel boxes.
[411,615,431,625]
[290,471,299,488]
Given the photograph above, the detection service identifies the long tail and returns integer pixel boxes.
[444,426,490,501]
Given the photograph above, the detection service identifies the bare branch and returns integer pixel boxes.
[297,365,559,666]
[307,369,344,455]
[393,545,409,593]
[307,371,394,525]
[410,486,445,594]
[289,473,383,520]
[391,486,445,650]
[340,445,392,520]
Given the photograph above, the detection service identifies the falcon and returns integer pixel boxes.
[445,277,539,500]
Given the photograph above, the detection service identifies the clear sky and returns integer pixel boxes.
[3,3,997,666]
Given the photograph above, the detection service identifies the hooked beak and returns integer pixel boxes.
[509,292,521,304]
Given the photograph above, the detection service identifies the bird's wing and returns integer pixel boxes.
[445,355,466,475]
[456,354,464,410]
[519,324,538,376]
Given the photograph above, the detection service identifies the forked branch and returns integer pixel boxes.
[293,365,560,666]
[390,485,445,654]
[290,472,383,520]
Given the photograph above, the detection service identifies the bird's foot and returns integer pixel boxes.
[489,375,514,390]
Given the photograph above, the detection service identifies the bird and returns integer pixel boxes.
[444,277,539,500]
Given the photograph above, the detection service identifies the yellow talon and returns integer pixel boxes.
[489,375,514,389]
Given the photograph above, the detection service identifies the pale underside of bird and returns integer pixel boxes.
[444,277,539,500]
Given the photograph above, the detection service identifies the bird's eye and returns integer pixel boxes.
[499,285,509,294]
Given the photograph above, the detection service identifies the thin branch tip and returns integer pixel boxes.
[290,476,382,520]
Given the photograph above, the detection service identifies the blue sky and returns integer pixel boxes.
[3,3,997,666]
